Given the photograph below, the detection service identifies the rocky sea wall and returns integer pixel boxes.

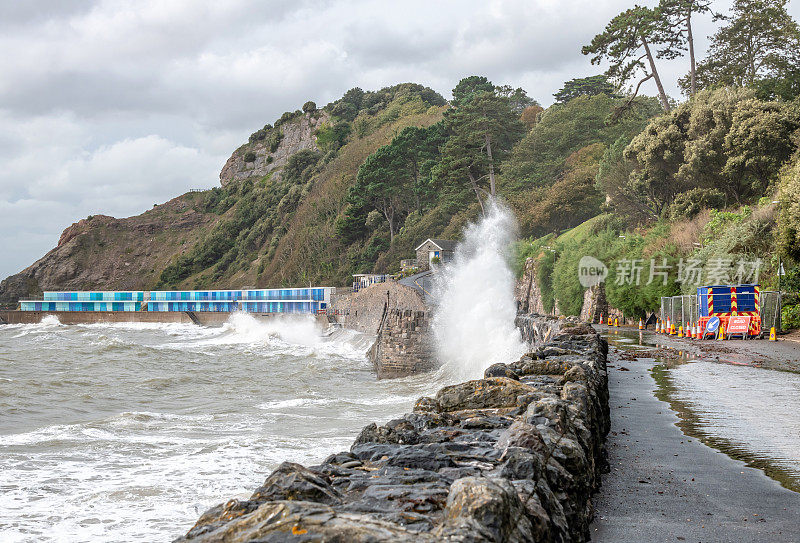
[176,318,609,542]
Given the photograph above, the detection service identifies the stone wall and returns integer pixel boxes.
[515,258,627,324]
[369,308,436,379]
[331,282,426,334]
[176,319,610,542]
[515,256,547,314]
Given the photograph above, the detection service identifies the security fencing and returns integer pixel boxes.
[660,291,782,333]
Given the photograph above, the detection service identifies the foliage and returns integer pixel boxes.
[503,94,661,194]
[582,6,671,111]
[326,83,446,122]
[668,188,726,219]
[451,76,495,106]
[244,151,256,163]
[524,144,605,235]
[778,154,800,260]
[436,80,526,210]
[283,150,321,185]
[302,101,317,113]
[685,0,800,96]
[520,105,543,130]
[623,87,800,218]
[315,121,351,152]
[554,75,616,103]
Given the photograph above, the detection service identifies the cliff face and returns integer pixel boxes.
[0,194,219,302]
[219,111,329,186]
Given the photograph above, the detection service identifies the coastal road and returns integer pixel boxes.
[590,341,800,542]
[398,270,434,302]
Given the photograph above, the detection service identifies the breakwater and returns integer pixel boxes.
[177,318,609,542]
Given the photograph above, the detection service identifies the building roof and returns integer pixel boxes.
[415,238,458,252]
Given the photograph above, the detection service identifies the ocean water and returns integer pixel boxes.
[0,314,448,542]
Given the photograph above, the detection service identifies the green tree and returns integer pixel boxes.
[624,87,800,214]
[553,75,616,103]
[686,0,800,94]
[502,93,661,193]
[451,75,495,106]
[354,145,407,241]
[389,123,447,213]
[657,0,712,96]
[437,88,525,212]
[582,6,672,112]
[495,85,538,113]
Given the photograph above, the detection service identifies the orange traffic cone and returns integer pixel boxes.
[639,318,644,330]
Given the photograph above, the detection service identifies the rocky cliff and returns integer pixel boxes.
[219,111,329,186]
[176,319,610,542]
[0,194,220,303]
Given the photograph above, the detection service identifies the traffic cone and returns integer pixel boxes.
[717,321,725,340]
[607,316,611,326]
[678,325,683,338]
[687,323,693,339]
[667,318,671,334]
[770,327,777,341]
[639,318,644,330]
[599,313,603,325]
[614,317,619,327]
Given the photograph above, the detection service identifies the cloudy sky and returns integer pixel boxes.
[1,0,796,279]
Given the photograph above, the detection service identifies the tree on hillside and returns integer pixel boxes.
[622,87,800,216]
[354,145,407,241]
[684,0,800,95]
[526,144,606,235]
[501,93,662,194]
[383,123,447,214]
[553,75,616,103]
[451,76,495,106]
[496,85,538,113]
[437,86,525,213]
[657,0,712,96]
[582,6,672,112]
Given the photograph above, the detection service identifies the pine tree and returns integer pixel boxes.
[657,0,712,96]
[582,6,672,112]
[687,0,800,93]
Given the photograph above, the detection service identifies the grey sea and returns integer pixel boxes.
[0,315,445,542]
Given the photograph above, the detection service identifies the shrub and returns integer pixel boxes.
[243,151,256,163]
[302,101,317,113]
[668,188,726,220]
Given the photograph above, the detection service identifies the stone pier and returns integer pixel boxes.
[368,308,436,379]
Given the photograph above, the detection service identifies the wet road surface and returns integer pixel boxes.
[591,343,800,542]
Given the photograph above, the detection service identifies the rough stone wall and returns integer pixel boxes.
[369,309,436,379]
[219,111,330,186]
[416,244,431,271]
[515,260,626,324]
[331,282,426,334]
[515,313,561,346]
[515,257,547,314]
[177,319,610,543]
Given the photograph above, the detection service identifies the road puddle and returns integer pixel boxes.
[605,329,800,493]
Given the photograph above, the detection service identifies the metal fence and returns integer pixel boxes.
[660,295,698,327]
[661,291,782,333]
